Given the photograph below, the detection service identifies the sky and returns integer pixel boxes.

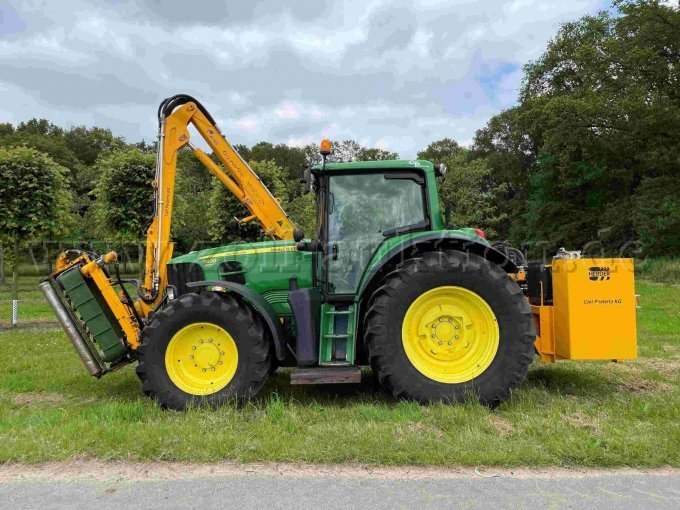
[0,0,611,158]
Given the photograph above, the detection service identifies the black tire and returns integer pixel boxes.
[135,292,272,410]
[364,250,535,406]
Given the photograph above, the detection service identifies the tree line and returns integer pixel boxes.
[1,0,678,277]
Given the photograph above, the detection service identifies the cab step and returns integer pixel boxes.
[290,366,361,385]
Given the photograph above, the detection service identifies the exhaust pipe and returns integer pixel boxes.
[39,280,105,377]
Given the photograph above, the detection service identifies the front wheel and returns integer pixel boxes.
[364,250,535,406]
[135,292,272,410]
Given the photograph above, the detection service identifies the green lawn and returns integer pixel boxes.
[0,279,678,466]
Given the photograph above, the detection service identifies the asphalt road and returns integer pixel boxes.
[2,470,679,509]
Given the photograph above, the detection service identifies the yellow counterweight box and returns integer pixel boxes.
[532,258,637,361]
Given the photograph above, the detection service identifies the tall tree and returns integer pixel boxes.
[473,0,680,255]
[0,123,14,138]
[91,148,156,278]
[64,126,125,166]
[250,142,306,201]
[329,140,362,162]
[0,146,72,305]
[172,150,214,252]
[417,138,462,164]
[419,141,507,235]
[0,123,80,170]
[632,175,680,257]
[356,147,399,161]
[471,108,537,240]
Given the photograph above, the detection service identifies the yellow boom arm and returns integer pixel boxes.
[139,95,296,315]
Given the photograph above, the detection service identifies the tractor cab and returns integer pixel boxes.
[309,159,443,297]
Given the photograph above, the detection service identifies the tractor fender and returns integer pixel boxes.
[185,281,286,361]
[357,232,517,300]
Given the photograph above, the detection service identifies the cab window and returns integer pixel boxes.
[326,172,427,294]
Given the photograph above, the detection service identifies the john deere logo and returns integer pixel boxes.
[589,266,611,281]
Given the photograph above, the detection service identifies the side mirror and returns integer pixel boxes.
[435,163,447,178]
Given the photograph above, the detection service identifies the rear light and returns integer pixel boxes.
[474,228,486,239]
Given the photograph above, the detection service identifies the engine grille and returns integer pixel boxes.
[262,289,289,306]
[218,261,246,284]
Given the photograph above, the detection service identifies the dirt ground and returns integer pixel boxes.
[1,461,678,483]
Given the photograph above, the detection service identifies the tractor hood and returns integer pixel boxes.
[168,240,314,314]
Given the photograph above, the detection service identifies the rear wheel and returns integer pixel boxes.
[364,250,535,406]
[135,292,272,410]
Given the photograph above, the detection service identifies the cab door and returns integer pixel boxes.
[324,171,428,297]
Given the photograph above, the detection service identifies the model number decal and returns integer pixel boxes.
[200,245,298,262]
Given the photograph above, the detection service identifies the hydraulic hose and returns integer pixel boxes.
[158,94,217,126]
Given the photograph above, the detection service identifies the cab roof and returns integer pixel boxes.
[312,159,435,173]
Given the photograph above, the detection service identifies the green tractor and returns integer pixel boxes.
[41,96,535,410]
[141,159,534,409]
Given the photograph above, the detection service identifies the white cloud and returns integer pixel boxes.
[287,136,315,148]
[275,101,301,120]
[0,0,605,157]
[235,116,258,133]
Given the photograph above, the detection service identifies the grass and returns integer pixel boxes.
[0,278,678,466]
[0,276,53,325]
[636,257,680,284]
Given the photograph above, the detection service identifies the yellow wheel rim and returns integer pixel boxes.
[165,322,238,395]
[401,286,499,384]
